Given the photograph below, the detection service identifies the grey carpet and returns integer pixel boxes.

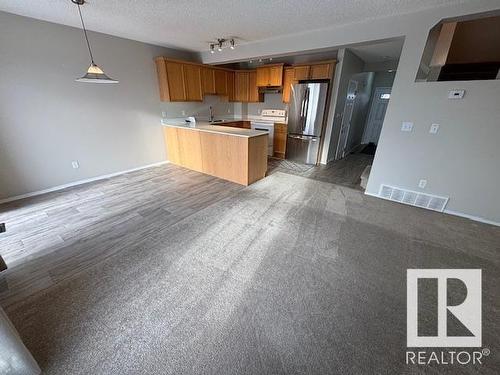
[5,172,500,374]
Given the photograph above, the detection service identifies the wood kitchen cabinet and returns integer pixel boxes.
[201,67,216,94]
[234,71,249,102]
[155,58,202,102]
[248,71,263,102]
[226,71,235,101]
[273,123,287,159]
[282,67,295,103]
[310,63,333,79]
[155,57,335,102]
[293,62,335,81]
[293,65,310,81]
[163,59,186,101]
[214,69,227,95]
[256,63,284,87]
[183,64,203,101]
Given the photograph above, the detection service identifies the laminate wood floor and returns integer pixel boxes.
[0,164,243,307]
[0,154,372,308]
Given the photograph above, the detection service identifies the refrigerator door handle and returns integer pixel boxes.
[301,87,310,132]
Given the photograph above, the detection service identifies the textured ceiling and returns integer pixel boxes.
[0,0,465,51]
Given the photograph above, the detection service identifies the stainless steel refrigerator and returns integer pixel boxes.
[286,82,329,164]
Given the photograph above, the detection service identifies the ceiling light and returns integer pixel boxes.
[71,0,118,84]
[230,39,235,49]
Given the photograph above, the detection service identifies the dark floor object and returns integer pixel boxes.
[360,142,377,155]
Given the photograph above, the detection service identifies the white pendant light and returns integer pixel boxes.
[71,0,118,84]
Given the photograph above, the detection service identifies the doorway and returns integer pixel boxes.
[362,87,391,145]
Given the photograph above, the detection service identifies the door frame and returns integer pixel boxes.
[362,86,392,145]
[335,79,358,160]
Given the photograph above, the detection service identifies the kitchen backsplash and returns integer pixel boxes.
[159,93,287,120]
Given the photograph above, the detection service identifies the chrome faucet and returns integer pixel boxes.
[209,106,214,122]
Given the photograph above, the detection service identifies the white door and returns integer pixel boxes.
[335,79,357,159]
[362,87,391,145]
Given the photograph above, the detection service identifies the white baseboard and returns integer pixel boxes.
[364,191,499,227]
[0,161,169,205]
[443,209,500,227]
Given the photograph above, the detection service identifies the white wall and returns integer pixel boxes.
[324,49,366,162]
[345,72,374,153]
[245,94,287,116]
[0,12,201,200]
[201,0,500,223]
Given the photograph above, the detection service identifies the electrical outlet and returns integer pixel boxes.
[448,89,465,99]
[72,161,80,169]
[401,121,413,132]
[227,108,231,114]
[418,179,427,189]
[181,110,186,116]
[429,123,440,134]
[161,111,167,118]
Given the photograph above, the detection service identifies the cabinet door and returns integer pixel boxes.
[214,70,227,95]
[165,61,186,101]
[282,68,295,103]
[201,67,215,94]
[155,58,170,101]
[248,71,262,102]
[227,71,235,101]
[293,65,310,81]
[273,123,287,158]
[235,72,249,102]
[268,65,283,86]
[183,64,203,101]
[256,67,269,87]
[310,63,332,79]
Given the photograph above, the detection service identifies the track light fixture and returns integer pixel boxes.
[208,38,237,53]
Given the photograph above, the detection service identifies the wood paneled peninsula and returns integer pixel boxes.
[163,122,268,186]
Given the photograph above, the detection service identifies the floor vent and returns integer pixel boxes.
[378,185,449,212]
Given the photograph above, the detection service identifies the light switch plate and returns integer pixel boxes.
[401,121,413,132]
[72,161,80,169]
[418,179,427,189]
[429,123,440,134]
[448,89,465,99]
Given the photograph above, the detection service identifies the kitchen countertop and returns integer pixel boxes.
[162,121,269,138]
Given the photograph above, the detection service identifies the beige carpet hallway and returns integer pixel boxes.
[1,167,499,374]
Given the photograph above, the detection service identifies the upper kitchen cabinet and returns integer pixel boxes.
[154,58,203,102]
[256,63,284,87]
[248,71,263,102]
[293,65,310,81]
[234,71,249,102]
[155,58,185,101]
[282,67,295,103]
[183,64,203,101]
[226,71,235,101]
[201,67,216,95]
[214,69,228,96]
[310,63,334,79]
[293,61,335,80]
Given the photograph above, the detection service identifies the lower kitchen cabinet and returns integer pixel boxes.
[273,123,287,159]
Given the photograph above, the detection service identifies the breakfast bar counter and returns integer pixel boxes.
[162,122,268,186]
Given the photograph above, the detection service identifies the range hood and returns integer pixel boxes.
[258,86,282,94]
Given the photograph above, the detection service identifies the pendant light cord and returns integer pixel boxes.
[76,3,95,65]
